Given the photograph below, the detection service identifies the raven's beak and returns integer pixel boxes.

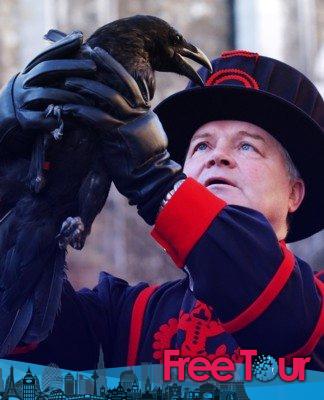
[174,45,212,86]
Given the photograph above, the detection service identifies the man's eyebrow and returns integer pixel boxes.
[191,131,213,141]
[238,130,266,142]
[190,130,267,144]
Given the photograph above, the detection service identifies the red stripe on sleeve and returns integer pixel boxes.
[127,286,158,366]
[222,243,295,333]
[284,277,324,360]
[151,178,226,267]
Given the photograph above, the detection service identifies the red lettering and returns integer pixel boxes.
[211,357,235,382]
[163,350,189,381]
[279,357,311,382]
[187,357,211,382]
[239,349,257,381]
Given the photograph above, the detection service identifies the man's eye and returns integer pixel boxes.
[193,142,208,152]
[240,142,256,152]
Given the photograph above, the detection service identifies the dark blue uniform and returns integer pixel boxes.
[5,179,324,371]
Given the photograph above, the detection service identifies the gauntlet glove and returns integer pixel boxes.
[61,47,185,224]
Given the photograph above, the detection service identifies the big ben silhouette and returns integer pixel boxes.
[23,368,35,400]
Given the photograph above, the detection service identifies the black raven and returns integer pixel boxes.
[29,14,212,247]
[0,15,211,355]
[85,15,211,99]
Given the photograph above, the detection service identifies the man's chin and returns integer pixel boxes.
[206,184,244,205]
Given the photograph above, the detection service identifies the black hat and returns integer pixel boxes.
[154,50,324,242]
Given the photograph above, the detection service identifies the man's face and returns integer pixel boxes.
[183,120,304,238]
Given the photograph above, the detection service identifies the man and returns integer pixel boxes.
[0,38,323,371]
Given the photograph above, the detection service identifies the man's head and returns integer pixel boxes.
[155,51,324,242]
[183,120,305,239]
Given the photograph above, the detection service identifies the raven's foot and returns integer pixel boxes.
[58,216,86,250]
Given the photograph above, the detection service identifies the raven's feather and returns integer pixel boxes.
[0,297,33,357]
[23,247,66,343]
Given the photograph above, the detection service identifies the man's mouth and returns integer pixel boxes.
[204,177,237,188]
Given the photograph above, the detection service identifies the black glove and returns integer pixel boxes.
[59,47,186,225]
[0,30,97,156]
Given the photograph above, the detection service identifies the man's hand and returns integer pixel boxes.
[60,47,186,224]
[0,31,97,156]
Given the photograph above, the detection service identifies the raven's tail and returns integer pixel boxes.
[0,246,66,357]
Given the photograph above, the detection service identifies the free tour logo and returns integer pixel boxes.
[163,349,311,383]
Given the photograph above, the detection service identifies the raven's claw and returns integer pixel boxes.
[57,216,86,250]
[45,104,64,140]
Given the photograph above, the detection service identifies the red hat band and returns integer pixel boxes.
[206,68,260,90]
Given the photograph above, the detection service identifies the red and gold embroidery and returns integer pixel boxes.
[153,300,239,362]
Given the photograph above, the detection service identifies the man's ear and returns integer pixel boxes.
[288,179,305,213]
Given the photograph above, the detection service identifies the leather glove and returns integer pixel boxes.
[59,47,186,225]
[0,30,97,157]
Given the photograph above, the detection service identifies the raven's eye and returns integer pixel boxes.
[175,34,182,42]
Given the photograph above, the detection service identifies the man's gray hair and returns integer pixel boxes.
[279,144,302,181]
[275,141,303,231]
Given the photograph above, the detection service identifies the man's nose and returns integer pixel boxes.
[206,148,236,169]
